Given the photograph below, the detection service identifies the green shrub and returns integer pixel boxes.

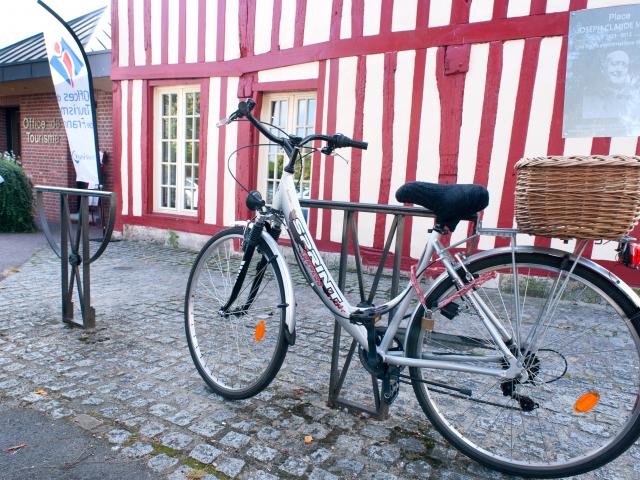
[0,152,36,232]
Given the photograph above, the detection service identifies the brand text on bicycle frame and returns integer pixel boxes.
[290,214,346,313]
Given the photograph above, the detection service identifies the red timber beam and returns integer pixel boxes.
[111,12,571,81]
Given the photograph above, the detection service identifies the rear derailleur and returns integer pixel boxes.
[500,349,541,412]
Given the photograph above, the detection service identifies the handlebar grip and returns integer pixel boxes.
[349,139,368,150]
[238,98,256,116]
[333,134,368,150]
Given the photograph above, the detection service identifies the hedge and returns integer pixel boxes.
[0,155,36,232]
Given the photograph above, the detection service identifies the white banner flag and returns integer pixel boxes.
[40,3,100,186]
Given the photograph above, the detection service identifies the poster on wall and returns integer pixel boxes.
[39,0,101,186]
[564,4,640,138]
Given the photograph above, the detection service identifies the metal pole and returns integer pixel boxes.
[80,196,95,328]
[329,211,352,404]
[60,195,72,322]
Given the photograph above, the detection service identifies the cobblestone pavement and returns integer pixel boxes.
[0,240,639,480]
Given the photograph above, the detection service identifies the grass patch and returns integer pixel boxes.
[182,458,228,479]
[121,432,139,448]
[151,442,181,457]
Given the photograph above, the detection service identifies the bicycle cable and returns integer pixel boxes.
[226,143,273,193]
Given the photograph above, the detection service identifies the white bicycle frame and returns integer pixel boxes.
[268,170,524,380]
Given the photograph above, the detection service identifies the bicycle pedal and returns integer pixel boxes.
[382,377,400,405]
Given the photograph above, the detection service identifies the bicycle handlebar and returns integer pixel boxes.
[217,99,368,153]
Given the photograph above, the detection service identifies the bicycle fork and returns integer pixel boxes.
[220,221,274,316]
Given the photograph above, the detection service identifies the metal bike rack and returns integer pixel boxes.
[35,186,117,329]
[300,199,436,419]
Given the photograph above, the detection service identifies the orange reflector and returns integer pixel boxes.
[255,320,266,342]
[574,392,600,413]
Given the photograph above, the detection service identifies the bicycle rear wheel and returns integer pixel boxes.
[406,251,640,478]
[185,226,289,399]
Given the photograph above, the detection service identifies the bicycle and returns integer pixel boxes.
[185,99,640,478]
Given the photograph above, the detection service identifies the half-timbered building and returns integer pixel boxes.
[111,0,640,285]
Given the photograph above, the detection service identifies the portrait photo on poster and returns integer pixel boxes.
[564,4,640,138]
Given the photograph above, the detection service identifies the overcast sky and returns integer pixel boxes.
[0,0,108,49]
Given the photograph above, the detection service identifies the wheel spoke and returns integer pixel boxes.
[185,229,288,398]
[409,253,640,476]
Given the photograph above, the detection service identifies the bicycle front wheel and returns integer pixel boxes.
[406,251,640,478]
[185,226,289,399]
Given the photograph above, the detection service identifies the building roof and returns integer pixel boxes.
[0,6,111,66]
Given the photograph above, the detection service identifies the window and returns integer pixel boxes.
[154,86,200,215]
[257,92,316,216]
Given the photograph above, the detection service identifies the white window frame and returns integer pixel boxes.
[257,91,317,211]
[153,85,201,216]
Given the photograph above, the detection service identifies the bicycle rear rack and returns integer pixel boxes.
[301,199,443,419]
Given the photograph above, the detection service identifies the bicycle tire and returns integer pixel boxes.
[406,251,640,478]
[185,226,289,399]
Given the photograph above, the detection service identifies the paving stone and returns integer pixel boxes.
[432,471,474,480]
[280,414,305,429]
[147,453,179,472]
[309,468,339,480]
[367,444,401,464]
[168,409,197,426]
[335,434,364,453]
[303,404,328,420]
[279,457,309,477]
[139,421,166,437]
[208,408,236,422]
[247,444,279,462]
[302,422,329,440]
[73,414,103,430]
[256,426,281,441]
[361,423,391,441]
[247,470,280,480]
[113,388,137,401]
[230,420,257,432]
[122,442,154,458]
[50,407,74,419]
[309,447,332,464]
[431,444,458,462]
[130,397,151,408]
[189,419,224,438]
[122,416,145,428]
[331,458,364,476]
[107,428,132,445]
[216,456,245,478]
[396,435,425,453]
[220,431,251,449]
[167,465,217,480]
[189,443,222,464]
[160,431,194,449]
[149,403,177,417]
[367,473,399,480]
[254,405,283,419]
[21,393,46,403]
[405,460,433,477]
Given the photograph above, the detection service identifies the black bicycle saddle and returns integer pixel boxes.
[395,182,489,232]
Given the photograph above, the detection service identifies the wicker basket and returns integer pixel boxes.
[514,155,640,240]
